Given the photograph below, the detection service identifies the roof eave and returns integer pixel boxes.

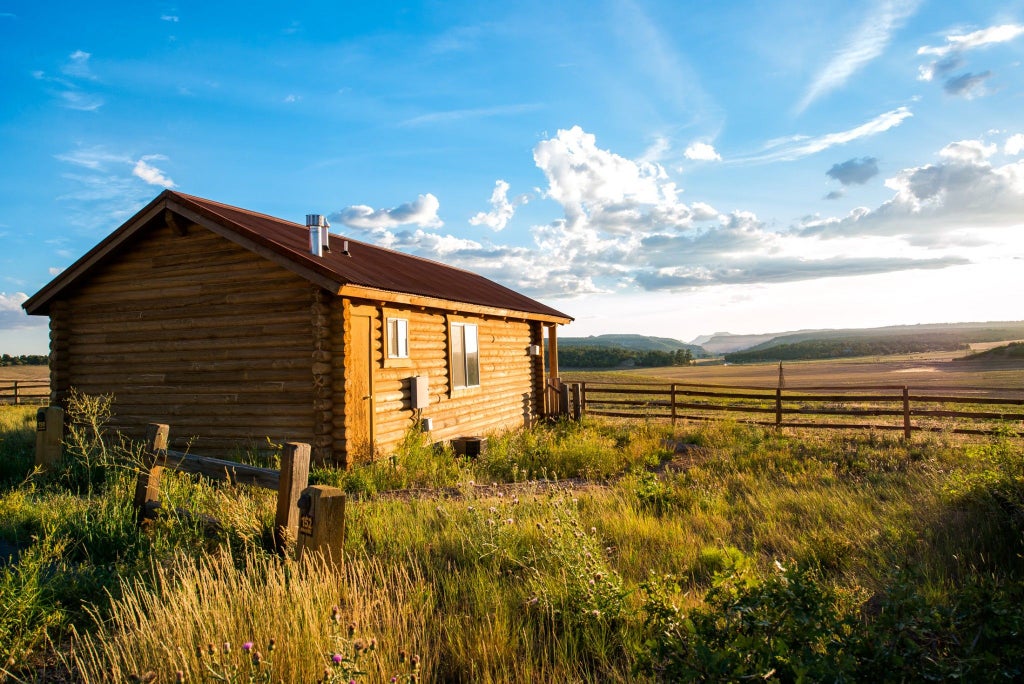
[339,283,573,324]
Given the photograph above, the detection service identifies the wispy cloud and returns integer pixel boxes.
[796,0,920,113]
[918,24,1024,58]
[737,107,912,164]
[34,50,104,110]
[161,14,179,22]
[917,23,1024,98]
[54,146,177,230]
[399,103,542,127]
[132,155,176,187]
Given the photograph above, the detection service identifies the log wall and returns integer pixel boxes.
[52,217,320,457]
[340,303,539,462]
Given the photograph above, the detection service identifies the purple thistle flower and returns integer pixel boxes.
[242,642,254,653]
[332,653,344,665]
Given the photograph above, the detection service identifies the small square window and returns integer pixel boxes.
[387,318,409,359]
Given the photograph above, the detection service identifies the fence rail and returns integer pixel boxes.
[0,381,49,405]
[133,423,311,552]
[574,380,1024,437]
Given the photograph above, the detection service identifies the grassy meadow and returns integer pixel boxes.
[0,381,1022,681]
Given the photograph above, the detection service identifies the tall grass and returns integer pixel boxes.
[2,398,1023,680]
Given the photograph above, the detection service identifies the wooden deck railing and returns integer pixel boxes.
[0,381,49,405]
[577,381,1024,437]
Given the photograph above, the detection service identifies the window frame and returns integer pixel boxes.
[449,319,481,392]
[386,317,409,359]
[381,308,412,369]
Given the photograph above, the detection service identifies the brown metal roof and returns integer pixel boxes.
[23,190,572,322]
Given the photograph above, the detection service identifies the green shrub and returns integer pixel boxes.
[639,561,866,682]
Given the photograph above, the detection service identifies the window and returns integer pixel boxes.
[387,318,409,359]
[451,322,480,389]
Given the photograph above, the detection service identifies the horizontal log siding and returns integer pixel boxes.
[57,220,317,456]
[368,308,536,450]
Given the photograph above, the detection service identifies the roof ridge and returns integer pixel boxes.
[170,191,500,282]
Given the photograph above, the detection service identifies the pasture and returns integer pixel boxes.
[568,347,1024,394]
[1,391,1023,681]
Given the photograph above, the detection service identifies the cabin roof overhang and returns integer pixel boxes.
[22,190,573,325]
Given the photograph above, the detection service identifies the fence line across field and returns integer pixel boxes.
[570,380,1024,437]
[0,380,50,405]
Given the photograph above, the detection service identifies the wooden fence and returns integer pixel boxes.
[0,381,49,405]
[133,423,311,552]
[574,381,1024,437]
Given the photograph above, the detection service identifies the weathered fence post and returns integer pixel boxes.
[296,485,346,565]
[13,380,19,405]
[580,381,588,417]
[559,382,570,417]
[670,384,678,429]
[775,389,783,428]
[133,423,169,525]
[34,405,64,470]
[274,442,311,553]
[903,386,911,440]
[570,383,582,421]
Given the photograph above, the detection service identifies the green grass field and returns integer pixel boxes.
[1,390,1022,682]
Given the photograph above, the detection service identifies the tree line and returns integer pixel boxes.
[559,346,694,368]
[0,354,48,366]
[723,336,969,363]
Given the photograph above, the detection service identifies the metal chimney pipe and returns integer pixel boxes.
[306,214,325,257]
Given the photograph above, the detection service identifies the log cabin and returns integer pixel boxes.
[23,190,572,465]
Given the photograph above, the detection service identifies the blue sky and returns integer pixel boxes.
[3,0,1024,354]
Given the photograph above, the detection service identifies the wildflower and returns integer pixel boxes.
[253,651,263,665]
[353,638,367,653]
[590,526,597,534]
[504,518,514,525]
[399,649,407,664]
[242,642,254,653]
[332,653,344,665]
[268,638,276,652]
[207,643,215,656]
[488,506,497,514]
[223,642,231,654]
[331,606,342,624]
[467,506,474,512]
[369,638,378,651]
[347,622,356,638]
[175,672,185,684]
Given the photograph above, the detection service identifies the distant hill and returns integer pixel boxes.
[560,334,706,356]
[696,331,823,355]
[722,321,1024,363]
[957,342,1024,362]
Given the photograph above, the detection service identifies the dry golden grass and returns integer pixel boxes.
[566,349,1024,393]
[0,366,48,383]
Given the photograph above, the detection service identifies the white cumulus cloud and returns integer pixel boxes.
[684,142,722,161]
[469,180,526,231]
[1003,133,1024,156]
[333,193,443,231]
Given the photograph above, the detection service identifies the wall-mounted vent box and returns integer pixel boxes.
[410,375,429,409]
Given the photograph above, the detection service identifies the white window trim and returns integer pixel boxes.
[387,317,409,359]
[450,321,480,390]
